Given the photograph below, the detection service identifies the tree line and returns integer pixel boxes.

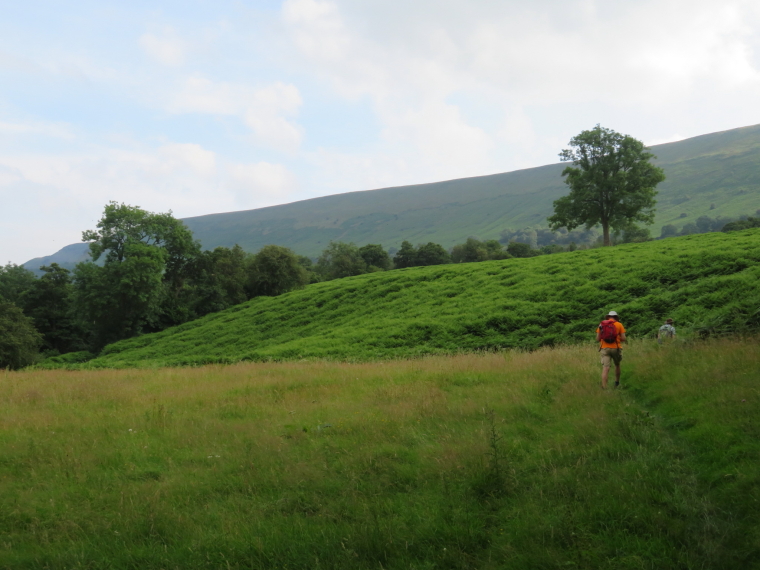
[0,203,312,368]
[0,202,590,368]
[661,212,760,238]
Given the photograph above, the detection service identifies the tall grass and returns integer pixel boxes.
[3,338,758,568]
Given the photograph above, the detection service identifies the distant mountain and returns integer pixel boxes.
[24,242,92,274]
[24,123,760,271]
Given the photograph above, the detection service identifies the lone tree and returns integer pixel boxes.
[548,125,665,246]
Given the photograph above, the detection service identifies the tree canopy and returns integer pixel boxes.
[75,203,199,348]
[451,238,510,263]
[247,245,308,297]
[316,242,368,280]
[0,301,43,369]
[358,244,392,271]
[548,125,665,246]
[722,217,760,233]
[20,264,85,354]
[0,263,37,306]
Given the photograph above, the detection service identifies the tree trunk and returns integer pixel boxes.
[602,223,611,246]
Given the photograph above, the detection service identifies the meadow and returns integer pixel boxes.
[54,229,760,369]
[2,337,759,568]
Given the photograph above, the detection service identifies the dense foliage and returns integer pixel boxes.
[0,300,43,369]
[55,229,760,369]
[246,245,310,296]
[1,204,314,360]
[393,240,451,268]
[20,264,85,354]
[503,212,759,250]
[0,263,36,305]
[3,339,759,567]
[722,216,760,232]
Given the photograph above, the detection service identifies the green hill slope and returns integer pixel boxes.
[180,124,760,257]
[72,229,760,369]
[24,124,760,272]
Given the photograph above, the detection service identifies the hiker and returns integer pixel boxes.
[657,318,676,344]
[596,310,626,389]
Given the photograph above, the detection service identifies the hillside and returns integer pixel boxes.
[181,123,760,256]
[58,229,760,369]
[24,123,760,271]
[22,242,92,274]
[4,339,759,567]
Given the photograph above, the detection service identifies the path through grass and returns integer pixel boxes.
[2,338,759,568]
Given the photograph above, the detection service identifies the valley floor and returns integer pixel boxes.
[1,338,758,569]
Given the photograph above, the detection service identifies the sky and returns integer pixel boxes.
[2,0,760,264]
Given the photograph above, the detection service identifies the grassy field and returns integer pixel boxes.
[2,337,758,568]
[56,229,760,369]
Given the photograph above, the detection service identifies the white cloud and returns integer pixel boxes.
[275,0,760,190]
[139,29,187,66]
[167,77,304,152]
[228,162,297,201]
[243,83,303,153]
[0,163,23,187]
[0,121,74,139]
[167,75,243,115]
[282,0,350,62]
[158,143,216,177]
[380,101,493,178]
[0,143,295,214]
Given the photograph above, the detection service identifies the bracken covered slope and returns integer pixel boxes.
[71,229,760,368]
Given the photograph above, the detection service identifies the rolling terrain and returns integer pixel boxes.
[44,228,760,369]
[24,123,760,271]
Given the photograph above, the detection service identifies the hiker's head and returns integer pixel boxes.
[665,318,673,324]
[606,310,619,321]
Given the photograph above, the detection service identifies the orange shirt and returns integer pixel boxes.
[597,321,626,349]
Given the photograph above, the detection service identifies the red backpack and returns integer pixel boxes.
[599,319,618,344]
